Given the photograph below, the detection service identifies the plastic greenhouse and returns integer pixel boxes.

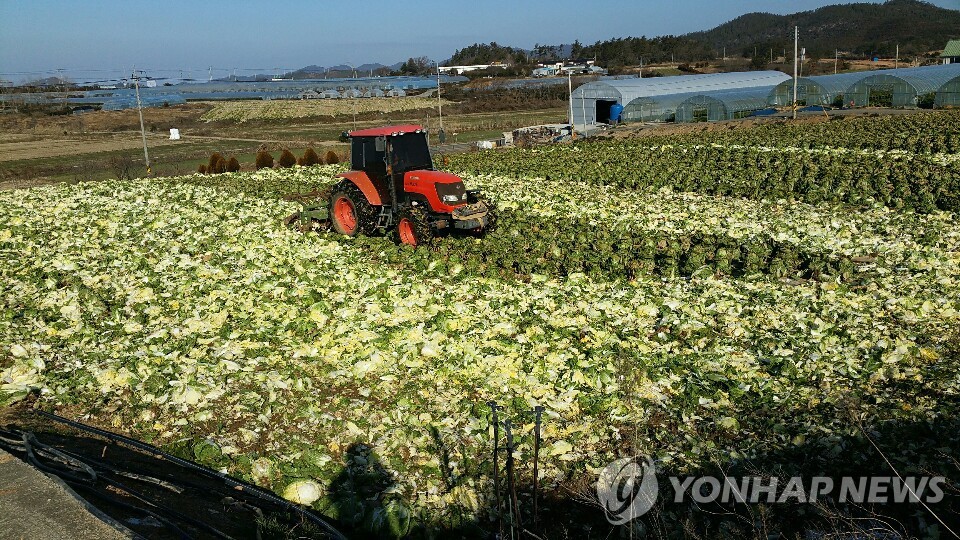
[675,88,774,123]
[101,94,186,111]
[621,94,693,123]
[571,71,790,126]
[844,64,960,108]
[935,74,960,108]
[768,71,869,107]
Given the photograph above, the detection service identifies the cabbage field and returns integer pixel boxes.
[2,112,959,538]
[200,97,451,123]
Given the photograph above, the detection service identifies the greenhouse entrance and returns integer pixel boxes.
[595,100,617,123]
[868,84,894,107]
[692,106,709,122]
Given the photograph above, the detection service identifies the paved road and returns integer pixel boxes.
[0,449,128,540]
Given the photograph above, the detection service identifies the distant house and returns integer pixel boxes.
[942,40,960,64]
[438,64,498,74]
[532,66,555,77]
[532,63,562,77]
[534,61,606,77]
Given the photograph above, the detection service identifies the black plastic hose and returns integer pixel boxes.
[32,409,346,540]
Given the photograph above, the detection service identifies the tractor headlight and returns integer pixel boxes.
[441,194,461,204]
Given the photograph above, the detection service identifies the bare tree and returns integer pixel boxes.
[109,155,134,180]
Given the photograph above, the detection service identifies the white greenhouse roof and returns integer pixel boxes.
[575,70,791,102]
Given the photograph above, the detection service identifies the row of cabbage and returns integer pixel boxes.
[169,167,957,284]
[448,141,960,213]
[2,178,958,535]
[640,110,960,155]
[166,163,344,198]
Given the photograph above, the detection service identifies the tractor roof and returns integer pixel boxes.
[348,124,425,138]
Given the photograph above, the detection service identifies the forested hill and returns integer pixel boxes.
[445,0,959,69]
[685,0,960,58]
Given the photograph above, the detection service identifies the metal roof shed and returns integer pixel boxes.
[768,71,869,107]
[941,39,960,64]
[675,88,774,123]
[844,64,960,107]
[571,71,790,126]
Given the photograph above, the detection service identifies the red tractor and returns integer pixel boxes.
[310,124,491,246]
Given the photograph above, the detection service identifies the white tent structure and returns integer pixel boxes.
[571,71,791,126]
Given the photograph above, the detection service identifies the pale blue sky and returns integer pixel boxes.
[1,0,957,81]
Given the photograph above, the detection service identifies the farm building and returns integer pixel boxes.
[768,71,868,107]
[942,40,960,64]
[571,71,790,126]
[318,89,341,99]
[844,63,960,107]
[533,65,559,77]
[674,87,775,123]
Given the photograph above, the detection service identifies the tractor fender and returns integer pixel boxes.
[335,171,385,206]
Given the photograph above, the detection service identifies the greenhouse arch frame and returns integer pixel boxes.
[674,88,774,123]
[935,74,960,108]
[768,71,869,107]
[844,64,960,108]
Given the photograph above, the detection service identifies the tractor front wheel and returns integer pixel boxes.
[329,181,377,236]
[395,206,433,247]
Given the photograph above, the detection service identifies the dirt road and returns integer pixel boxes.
[0,133,182,162]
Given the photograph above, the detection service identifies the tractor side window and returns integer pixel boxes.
[352,138,387,179]
[350,138,365,170]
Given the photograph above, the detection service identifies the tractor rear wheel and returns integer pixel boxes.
[395,206,433,247]
[329,181,377,236]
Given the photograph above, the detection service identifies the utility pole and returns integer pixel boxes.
[835,49,838,74]
[132,69,151,176]
[567,71,573,126]
[792,26,798,120]
[895,44,899,70]
[436,62,443,131]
